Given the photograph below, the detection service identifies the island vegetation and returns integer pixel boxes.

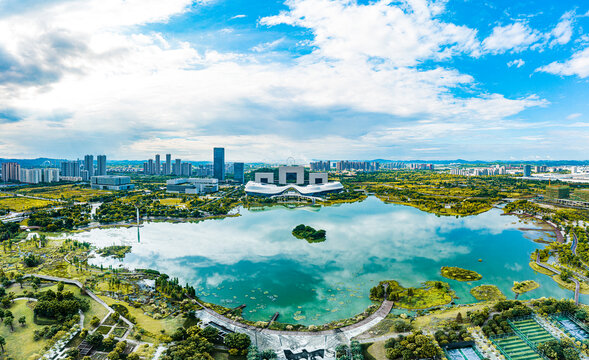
[512,280,540,294]
[440,266,483,282]
[470,284,506,301]
[370,280,454,309]
[292,224,326,243]
[96,245,132,259]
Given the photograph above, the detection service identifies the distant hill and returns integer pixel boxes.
[0,158,65,168]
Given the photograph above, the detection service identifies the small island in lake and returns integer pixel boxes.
[97,245,132,259]
[512,280,540,294]
[441,266,482,282]
[370,279,454,309]
[470,285,506,301]
[292,224,326,243]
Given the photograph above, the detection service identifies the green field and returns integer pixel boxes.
[0,300,49,360]
[0,196,57,211]
[15,184,111,202]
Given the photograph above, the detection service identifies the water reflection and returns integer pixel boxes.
[68,197,574,325]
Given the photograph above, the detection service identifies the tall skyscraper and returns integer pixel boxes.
[524,164,532,177]
[19,168,42,184]
[181,163,192,177]
[97,155,107,176]
[234,162,244,184]
[174,159,181,175]
[60,160,81,177]
[84,155,94,179]
[213,147,225,181]
[155,154,161,175]
[1,162,20,182]
[165,154,172,175]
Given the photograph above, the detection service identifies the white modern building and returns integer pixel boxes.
[20,168,42,184]
[91,175,134,190]
[245,166,343,198]
[166,178,218,194]
[42,168,60,183]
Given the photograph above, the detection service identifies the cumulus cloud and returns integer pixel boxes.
[507,59,525,68]
[537,47,589,78]
[0,0,573,160]
[482,23,541,54]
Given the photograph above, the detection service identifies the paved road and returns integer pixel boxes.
[535,252,579,305]
[572,233,579,254]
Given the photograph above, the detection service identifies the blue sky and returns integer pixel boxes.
[0,0,588,161]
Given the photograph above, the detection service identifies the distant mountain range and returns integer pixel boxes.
[1,158,588,168]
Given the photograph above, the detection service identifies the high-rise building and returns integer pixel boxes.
[213,147,225,181]
[174,159,182,175]
[42,168,60,183]
[234,162,244,184]
[165,154,172,175]
[523,164,532,177]
[155,154,161,175]
[181,163,192,177]
[1,162,20,182]
[60,160,81,177]
[84,155,94,179]
[310,161,331,172]
[20,168,42,184]
[97,155,107,176]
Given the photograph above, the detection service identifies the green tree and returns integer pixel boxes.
[4,316,14,331]
[0,336,5,352]
[18,316,26,326]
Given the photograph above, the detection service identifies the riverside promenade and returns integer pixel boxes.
[194,299,394,359]
[535,253,579,305]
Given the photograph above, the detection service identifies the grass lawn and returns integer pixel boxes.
[98,296,184,336]
[365,341,387,360]
[396,281,453,310]
[15,185,111,202]
[8,281,110,330]
[0,197,57,211]
[0,299,48,360]
[159,198,183,206]
[83,293,110,329]
[412,303,490,330]
[132,343,157,360]
[212,349,247,360]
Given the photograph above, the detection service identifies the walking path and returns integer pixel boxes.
[23,274,134,329]
[193,295,393,337]
[535,253,580,305]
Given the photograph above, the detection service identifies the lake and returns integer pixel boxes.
[68,196,576,325]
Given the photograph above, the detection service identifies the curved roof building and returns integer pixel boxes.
[245,181,343,197]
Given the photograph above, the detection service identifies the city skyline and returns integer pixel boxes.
[0,0,588,161]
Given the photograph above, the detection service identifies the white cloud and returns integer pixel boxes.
[482,23,540,54]
[230,14,247,19]
[259,0,481,65]
[537,47,589,78]
[566,113,582,120]
[251,38,285,52]
[507,59,525,68]
[550,12,574,46]
[0,0,554,159]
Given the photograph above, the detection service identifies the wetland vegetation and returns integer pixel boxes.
[440,266,483,282]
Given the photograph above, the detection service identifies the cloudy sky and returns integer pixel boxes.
[0,0,588,162]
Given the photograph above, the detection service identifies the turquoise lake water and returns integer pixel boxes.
[69,196,578,325]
